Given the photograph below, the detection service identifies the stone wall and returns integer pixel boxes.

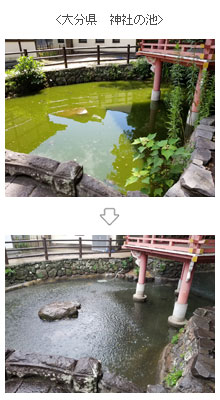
[165,116,215,197]
[5,257,134,286]
[45,64,150,87]
[5,63,151,97]
[147,306,215,393]
[147,257,215,280]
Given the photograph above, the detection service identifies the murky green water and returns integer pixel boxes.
[5,80,170,193]
[5,276,214,389]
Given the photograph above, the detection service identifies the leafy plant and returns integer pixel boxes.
[197,70,215,123]
[5,268,15,277]
[125,133,191,196]
[171,334,179,344]
[92,265,98,272]
[5,56,46,96]
[164,368,183,387]
[130,57,151,79]
[171,327,185,344]
[166,86,184,139]
[134,267,139,277]
[121,260,128,268]
[107,64,121,80]
[159,263,166,272]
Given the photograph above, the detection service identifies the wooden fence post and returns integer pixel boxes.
[5,248,9,265]
[23,49,28,57]
[63,46,68,68]
[127,44,130,64]
[43,237,48,260]
[97,45,100,65]
[79,237,82,259]
[108,238,112,258]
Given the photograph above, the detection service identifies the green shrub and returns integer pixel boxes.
[5,268,15,277]
[164,368,183,387]
[125,133,191,196]
[129,57,151,79]
[5,56,46,96]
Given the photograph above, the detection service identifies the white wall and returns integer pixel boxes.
[72,39,136,53]
[5,40,37,61]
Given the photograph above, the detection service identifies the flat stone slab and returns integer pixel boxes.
[5,175,57,197]
[180,163,215,197]
[194,129,213,141]
[77,173,122,197]
[200,116,215,126]
[197,124,215,133]
[195,137,215,151]
[164,180,191,197]
[6,350,102,393]
[191,148,212,165]
[38,301,81,321]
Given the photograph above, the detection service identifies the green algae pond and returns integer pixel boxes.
[5,80,170,194]
[5,275,214,389]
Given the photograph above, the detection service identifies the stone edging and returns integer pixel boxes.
[165,116,215,197]
[147,306,215,393]
[5,257,134,287]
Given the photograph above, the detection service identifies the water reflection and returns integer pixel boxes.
[5,81,169,192]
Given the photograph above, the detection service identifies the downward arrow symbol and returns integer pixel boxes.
[100,208,119,225]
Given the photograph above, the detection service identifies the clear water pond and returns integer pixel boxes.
[5,276,214,389]
[5,80,170,193]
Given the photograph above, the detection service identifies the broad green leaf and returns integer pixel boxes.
[151,150,159,156]
[165,179,174,187]
[168,138,179,145]
[138,145,146,153]
[161,149,174,160]
[139,170,149,176]
[125,176,139,186]
[157,140,168,147]
[147,133,157,140]
[133,153,142,161]
[150,166,160,174]
[154,188,163,196]
[146,140,154,148]
[141,187,150,195]
[174,147,187,156]
[141,177,150,184]
[153,157,163,168]
[132,138,141,145]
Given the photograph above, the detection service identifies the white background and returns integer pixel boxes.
[0,0,218,399]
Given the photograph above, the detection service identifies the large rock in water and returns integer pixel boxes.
[38,301,81,321]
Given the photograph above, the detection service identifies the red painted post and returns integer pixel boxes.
[151,59,162,101]
[133,253,148,302]
[186,66,203,126]
[192,67,203,113]
[168,259,195,327]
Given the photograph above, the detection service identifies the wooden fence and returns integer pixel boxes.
[5,45,138,69]
[5,237,129,264]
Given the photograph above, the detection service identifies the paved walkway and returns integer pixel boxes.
[42,55,137,71]
[7,251,131,265]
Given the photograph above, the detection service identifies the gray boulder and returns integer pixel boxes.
[38,301,81,321]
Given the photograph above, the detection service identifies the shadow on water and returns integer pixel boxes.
[5,275,214,389]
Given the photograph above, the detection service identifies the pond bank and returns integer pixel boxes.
[5,305,215,393]
[5,255,214,288]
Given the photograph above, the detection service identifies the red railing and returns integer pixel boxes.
[124,235,215,255]
[138,40,215,61]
